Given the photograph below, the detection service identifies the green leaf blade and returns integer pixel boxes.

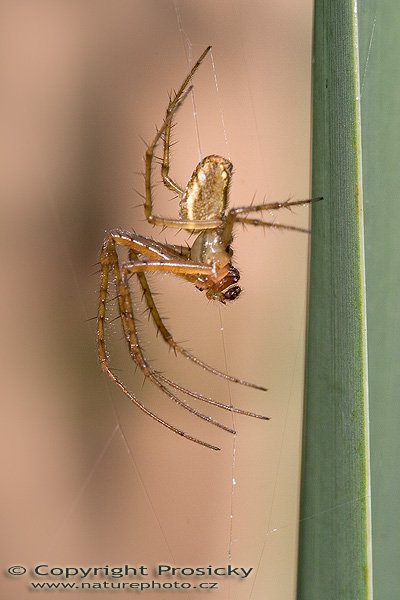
[297,1,372,598]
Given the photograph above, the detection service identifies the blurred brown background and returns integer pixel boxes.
[0,1,313,599]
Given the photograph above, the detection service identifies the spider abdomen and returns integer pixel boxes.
[179,154,232,222]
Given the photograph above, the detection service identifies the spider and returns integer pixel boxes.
[97,46,320,450]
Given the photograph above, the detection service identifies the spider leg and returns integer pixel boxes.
[221,197,322,244]
[98,234,221,450]
[102,232,258,438]
[129,246,267,393]
[118,257,247,434]
[161,101,184,196]
[156,372,269,420]
[236,217,311,234]
[144,47,222,232]
[161,243,191,258]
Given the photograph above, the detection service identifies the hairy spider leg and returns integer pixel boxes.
[160,94,185,197]
[118,260,245,435]
[102,236,242,438]
[120,261,269,422]
[235,219,311,234]
[144,46,223,231]
[98,236,220,450]
[105,230,269,417]
[128,245,268,394]
[221,197,323,246]
[159,48,213,197]
[99,232,269,448]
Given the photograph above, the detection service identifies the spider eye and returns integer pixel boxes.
[223,285,241,301]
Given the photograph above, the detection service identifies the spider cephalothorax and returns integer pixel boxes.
[189,229,241,302]
[97,46,320,449]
